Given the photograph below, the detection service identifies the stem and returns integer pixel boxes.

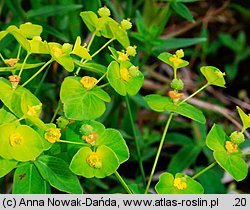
[17,45,22,59]
[91,38,115,58]
[87,30,97,50]
[57,139,87,146]
[50,100,61,123]
[173,67,177,79]
[0,53,4,62]
[145,113,174,194]
[18,52,30,77]
[192,162,217,180]
[125,95,146,187]
[178,83,209,105]
[21,59,53,87]
[92,72,107,89]
[98,83,110,89]
[114,171,133,194]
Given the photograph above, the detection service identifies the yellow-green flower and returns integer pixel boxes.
[121,19,132,30]
[80,76,98,89]
[82,133,98,145]
[120,67,131,82]
[126,46,137,57]
[9,133,24,147]
[117,51,129,61]
[225,141,238,153]
[27,103,42,116]
[44,128,61,144]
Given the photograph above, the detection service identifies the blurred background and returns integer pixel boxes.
[0,0,250,193]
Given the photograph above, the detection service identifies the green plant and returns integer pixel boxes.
[0,5,249,194]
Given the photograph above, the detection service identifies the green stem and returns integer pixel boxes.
[18,52,30,77]
[17,45,22,59]
[21,59,53,87]
[125,95,146,187]
[98,83,110,89]
[114,171,133,194]
[192,162,217,180]
[178,83,209,105]
[87,30,97,50]
[145,113,174,194]
[173,67,177,79]
[0,53,4,62]
[57,139,87,146]
[50,100,61,123]
[91,38,115,58]
[92,72,107,89]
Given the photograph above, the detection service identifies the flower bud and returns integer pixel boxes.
[121,19,132,30]
[98,6,111,17]
[126,46,136,56]
[230,131,245,145]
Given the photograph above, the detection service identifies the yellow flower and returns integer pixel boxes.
[117,51,129,61]
[225,141,238,153]
[27,103,42,116]
[87,152,102,169]
[176,49,184,58]
[4,58,19,67]
[9,133,24,147]
[126,46,137,57]
[80,76,98,89]
[173,177,187,190]
[82,133,98,145]
[52,46,63,58]
[169,55,184,67]
[44,128,61,144]
[8,75,21,89]
[168,90,184,103]
[120,67,131,82]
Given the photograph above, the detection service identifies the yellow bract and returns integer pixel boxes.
[225,141,238,153]
[120,67,131,82]
[173,177,187,190]
[44,128,61,144]
[9,133,24,147]
[27,103,42,116]
[169,55,184,67]
[87,152,102,169]
[80,76,98,89]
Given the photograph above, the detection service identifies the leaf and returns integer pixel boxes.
[73,60,107,74]
[0,157,17,178]
[200,66,226,87]
[157,51,189,68]
[144,94,206,123]
[155,172,204,194]
[153,38,206,54]
[80,11,98,33]
[27,4,83,18]
[12,163,49,193]
[0,124,45,162]
[236,106,250,132]
[171,2,195,22]
[109,21,130,48]
[60,76,111,120]
[214,150,248,181]
[0,108,17,124]
[168,145,201,174]
[96,129,129,164]
[206,124,226,151]
[35,155,82,194]
[70,145,119,178]
[107,61,144,96]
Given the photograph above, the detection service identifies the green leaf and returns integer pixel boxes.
[144,94,206,123]
[157,52,189,68]
[0,31,8,40]
[0,124,45,162]
[200,66,226,87]
[60,76,111,120]
[107,61,144,96]
[155,172,204,194]
[171,2,195,22]
[153,38,206,54]
[73,60,107,74]
[70,145,119,178]
[214,150,248,181]
[96,129,129,164]
[19,23,43,39]
[35,155,82,194]
[27,4,83,18]
[0,108,17,124]
[168,145,201,174]
[6,26,31,52]
[29,38,49,54]
[0,157,17,178]
[80,11,98,33]
[12,163,50,193]
[236,106,250,132]
[206,124,226,151]
[109,21,130,48]
[71,36,91,60]
[0,62,45,72]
